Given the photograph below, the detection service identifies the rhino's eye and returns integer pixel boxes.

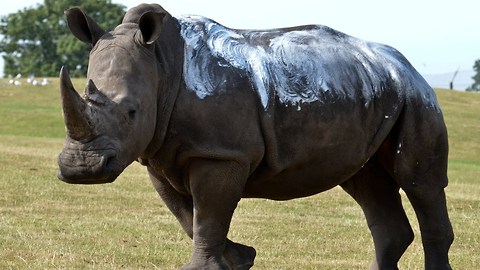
[128,110,137,120]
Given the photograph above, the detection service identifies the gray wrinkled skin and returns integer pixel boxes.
[57,4,453,269]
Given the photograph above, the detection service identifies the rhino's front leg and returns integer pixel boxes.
[183,159,250,270]
[147,163,255,269]
[147,165,194,237]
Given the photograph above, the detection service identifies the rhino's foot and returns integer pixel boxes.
[181,240,255,270]
[181,256,230,270]
[223,240,256,270]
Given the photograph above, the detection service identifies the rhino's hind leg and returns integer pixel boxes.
[389,106,454,270]
[394,158,454,269]
[341,158,414,270]
[405,189,453,270]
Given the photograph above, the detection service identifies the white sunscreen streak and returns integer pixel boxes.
[178,15,439,111]
[180,16,333,109]
[180,16,272,107]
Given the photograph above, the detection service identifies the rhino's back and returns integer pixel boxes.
[178,15,438,110]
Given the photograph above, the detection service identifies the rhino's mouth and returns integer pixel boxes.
[57,151,123,184]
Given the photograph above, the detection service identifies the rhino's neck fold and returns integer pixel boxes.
[141,16,184,160]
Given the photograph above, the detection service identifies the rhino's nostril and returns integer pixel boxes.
[104,155,117,171]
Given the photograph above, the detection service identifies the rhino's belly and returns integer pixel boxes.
[243,157,364,200]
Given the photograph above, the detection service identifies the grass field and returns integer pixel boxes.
[0,79,479,269]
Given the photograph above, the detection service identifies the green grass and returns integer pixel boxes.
[0,80,479,269]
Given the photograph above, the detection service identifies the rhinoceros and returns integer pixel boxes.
[57,3,453,269]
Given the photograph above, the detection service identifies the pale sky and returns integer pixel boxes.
[1,0,479,78]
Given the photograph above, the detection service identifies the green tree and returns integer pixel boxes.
[468,59,480,91]
[0,0,125,77]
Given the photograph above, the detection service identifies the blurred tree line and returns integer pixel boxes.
[0,0,125,77]
[467,60,480,91]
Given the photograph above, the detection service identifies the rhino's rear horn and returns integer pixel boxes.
[60,67,95,141]
[85,79,109,105]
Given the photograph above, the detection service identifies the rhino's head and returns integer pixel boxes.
[57,6,167,184]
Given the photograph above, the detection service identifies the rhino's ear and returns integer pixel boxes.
[138,11,166,45]
[65,7,106,47]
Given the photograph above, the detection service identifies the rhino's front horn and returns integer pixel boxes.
[60,67,95,141]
